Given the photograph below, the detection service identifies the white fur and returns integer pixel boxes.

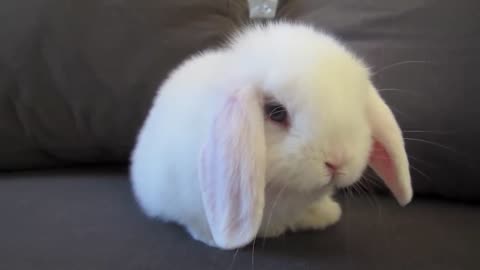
[130,21,412,249]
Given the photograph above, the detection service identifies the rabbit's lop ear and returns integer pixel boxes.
[199,87,266,249]
[367,86,413,206]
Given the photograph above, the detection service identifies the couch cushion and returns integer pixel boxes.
[0,169,478,270]
[0,0,248,170]
[1,0,479,201]
[288,0,480,203]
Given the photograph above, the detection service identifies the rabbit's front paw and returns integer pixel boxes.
[290,197,342,232]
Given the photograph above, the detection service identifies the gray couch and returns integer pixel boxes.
[1,1,479,269]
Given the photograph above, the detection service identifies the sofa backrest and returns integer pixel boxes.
[1,0,479,202]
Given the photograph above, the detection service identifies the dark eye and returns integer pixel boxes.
[264,102,289,124]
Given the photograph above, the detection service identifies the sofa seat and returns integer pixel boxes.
[1,168,478,270]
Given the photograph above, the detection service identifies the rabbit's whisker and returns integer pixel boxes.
[372,60,431,77]
[261,182,289,248]
[404,137,457,153]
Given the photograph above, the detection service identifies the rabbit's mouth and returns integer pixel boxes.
[265,181,334,201]
[259,182,336,235]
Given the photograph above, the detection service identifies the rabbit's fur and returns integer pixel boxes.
[130,22,412,249]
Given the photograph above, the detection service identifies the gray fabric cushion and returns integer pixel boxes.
[0,169,478,270]
[291,0,480,202]
[1,0,479,201]
[0,0,248,169]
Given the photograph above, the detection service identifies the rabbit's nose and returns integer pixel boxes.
[325,161,339,175]
[324,152,346,175]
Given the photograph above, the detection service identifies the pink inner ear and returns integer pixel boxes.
[369,140,398,195]
[366,86,412,206]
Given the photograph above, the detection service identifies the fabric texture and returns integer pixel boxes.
[289,0,480,202]
[0,0,248,169]
[0,169,478,270]
[0,0,479,202]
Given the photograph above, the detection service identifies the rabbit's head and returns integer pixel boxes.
[199,23,412,248]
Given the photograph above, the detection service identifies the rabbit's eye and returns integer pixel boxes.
[264,102,289,125]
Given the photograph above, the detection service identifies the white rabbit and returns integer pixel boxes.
[130,21,413,250]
